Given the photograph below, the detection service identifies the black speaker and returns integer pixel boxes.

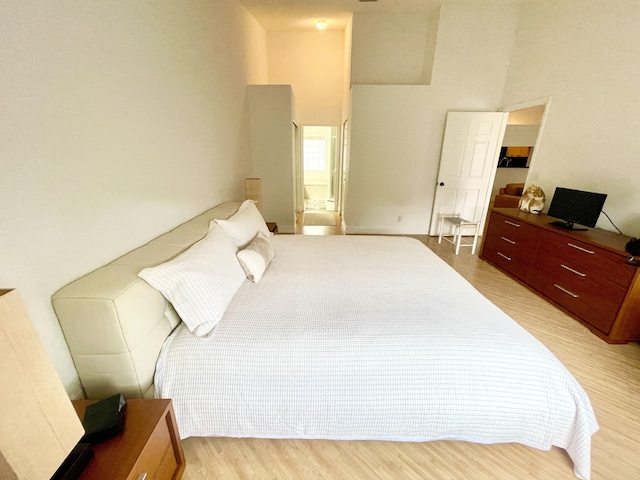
[81,394,127,445]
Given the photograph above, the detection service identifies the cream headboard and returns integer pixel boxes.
[52,202,241,399]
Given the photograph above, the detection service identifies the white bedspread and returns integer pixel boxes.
[155,235,598,479]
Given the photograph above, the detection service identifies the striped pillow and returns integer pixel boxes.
[214,200,270,249]
[236,232,274,283]
[138,225,246,336]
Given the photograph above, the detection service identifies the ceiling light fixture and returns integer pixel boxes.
[316,20,328,30]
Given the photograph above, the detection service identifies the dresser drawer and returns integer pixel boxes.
[529,253,628,334]
[483,212,541,281]
[486,212,542,247]
[482,235,535,281]
[538,230,635,287]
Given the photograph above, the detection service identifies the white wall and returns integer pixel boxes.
[267,30,345,126]
[350,12,436,85]
[345,3,521,234]
[501,0,640,237]
[502,125,539,146]
[0,0,268,396]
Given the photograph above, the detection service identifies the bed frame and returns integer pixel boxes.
[52,202,241,399]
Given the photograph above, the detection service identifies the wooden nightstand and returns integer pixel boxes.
[72,399,185,480]
[266,222,278,234]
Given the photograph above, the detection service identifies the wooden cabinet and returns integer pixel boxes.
[481,208,640,343]
[482,213,541,282]
[73,399,185,480]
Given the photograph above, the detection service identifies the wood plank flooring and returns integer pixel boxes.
[181,235,640,480]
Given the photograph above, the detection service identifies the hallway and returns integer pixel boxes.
[295,210,344,235]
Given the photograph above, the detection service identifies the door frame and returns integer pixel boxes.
[501,96,553,184]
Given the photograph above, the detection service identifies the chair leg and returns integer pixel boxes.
[471,223,480,255]
[454,225,462,255]
[438,214,445,245]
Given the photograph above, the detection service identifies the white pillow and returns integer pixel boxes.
[138,225,246,337]
[214,200,270,249]
[236,232,274,283]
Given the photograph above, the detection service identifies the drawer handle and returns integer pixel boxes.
[567,243,594,254]
[500,236,516,245]
[554,284,579,298]
[497,252,512,261]
[561,264,586,277]
[504,220,521,227]
[137,474,147,480]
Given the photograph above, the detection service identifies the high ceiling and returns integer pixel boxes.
[237,0,442,31]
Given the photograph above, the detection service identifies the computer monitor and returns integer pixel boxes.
[547,187,607,230]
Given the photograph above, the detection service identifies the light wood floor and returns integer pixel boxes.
[295,210,345,235]
[181,234,640,480]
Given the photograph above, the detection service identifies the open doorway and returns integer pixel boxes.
[489,100,549,210]
[302,126,338,212]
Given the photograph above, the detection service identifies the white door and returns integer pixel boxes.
[429,111,508,236]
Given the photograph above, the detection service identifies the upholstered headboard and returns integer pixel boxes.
[52,202,241,399]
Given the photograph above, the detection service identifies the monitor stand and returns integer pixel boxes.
[548,220,588,231]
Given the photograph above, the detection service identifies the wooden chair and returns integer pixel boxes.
[437,214,480,255]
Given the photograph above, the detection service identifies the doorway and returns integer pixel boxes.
[297,125,344,232]
[489,99,550,210]
[302,126,338,212]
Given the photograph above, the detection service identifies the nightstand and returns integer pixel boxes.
[72,399,185,480]
[266,222,278,234]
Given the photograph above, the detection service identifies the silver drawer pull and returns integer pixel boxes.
[567,243,594,254]
[561,264,586,277]
[554,284,579,298]
[497,252,512,261]
[137,474,147,480]
[500,236,516,245]
[504,220,521,227]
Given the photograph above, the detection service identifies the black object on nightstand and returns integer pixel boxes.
[81,393,127,445]
[266,222,278,234]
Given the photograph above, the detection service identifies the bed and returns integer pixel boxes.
[52,201,598,480]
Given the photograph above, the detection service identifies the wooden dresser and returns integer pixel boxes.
[481,208,640,343]
[73,399,185,480]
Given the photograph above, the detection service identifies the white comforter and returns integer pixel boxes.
[155,235,598,479]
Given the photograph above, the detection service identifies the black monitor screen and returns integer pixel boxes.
[547,187,607,230]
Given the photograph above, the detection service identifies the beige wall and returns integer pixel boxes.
[501,0,640,237]
[267,30,345,126]
[0,0,268,395]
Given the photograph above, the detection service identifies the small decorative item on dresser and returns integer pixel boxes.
[518,185,546,214]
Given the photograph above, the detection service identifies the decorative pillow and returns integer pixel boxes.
[236,232,274,283]
[214,200,270,250]
[138,225,246,337]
